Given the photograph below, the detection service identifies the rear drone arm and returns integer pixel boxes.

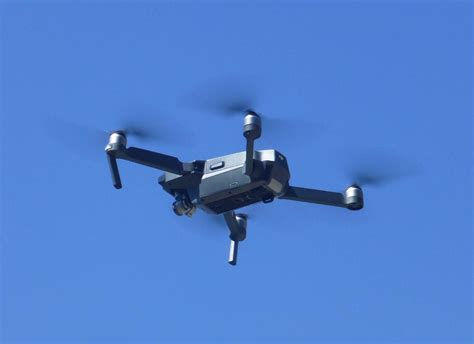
[242,111,261,176]
[280,185,364,210]
[223,211,247,266]
[105,132,194,189]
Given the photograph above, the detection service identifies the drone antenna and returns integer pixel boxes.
[243,111,261,176]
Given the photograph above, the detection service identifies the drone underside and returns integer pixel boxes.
[160,149,290,215]
[105,111,363,265]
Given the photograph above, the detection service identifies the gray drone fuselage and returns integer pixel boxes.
[105,111,363,265]
[159,149,290,215]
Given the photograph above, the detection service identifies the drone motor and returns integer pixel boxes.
[105,131,127,152]
[243,111,262,139]
[344,185,364,210]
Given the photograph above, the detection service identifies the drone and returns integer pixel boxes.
[104,111,364,265]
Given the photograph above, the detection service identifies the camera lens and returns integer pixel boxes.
[172,197,196,217]
[173,200,187,216]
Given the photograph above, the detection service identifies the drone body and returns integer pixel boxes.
[161,149,289,215]
[105,112,363,265]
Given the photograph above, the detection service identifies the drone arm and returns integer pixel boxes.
[280,186,347,208]
[224,211,246,241]
[244,137,255,175]
[243,112,261,176]
[224,211,247,266]
[105,132,195,189]
[107,147,194,177]
[228,240,239,266]
[114,147,192,175]
[280,185,364,210]
[106,152,122,189]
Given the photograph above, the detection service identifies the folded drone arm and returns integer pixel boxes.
[242,112,262,176]
[224,211,247,242]
[280,186,348,208]
[280,185,364,210]
[114,147,193,174]
[106,152,123,189]
[106,138,195,189]
[224,211,247,266]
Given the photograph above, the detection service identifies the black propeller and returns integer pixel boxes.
[183,76,258,116]
[342,150,421,188]
[181,77,325,139]
[117,116,167,142]
[45,113,185,157]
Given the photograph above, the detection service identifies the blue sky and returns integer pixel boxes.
[1,1,472,343]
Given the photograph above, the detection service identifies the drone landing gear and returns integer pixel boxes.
[223,211,247,266]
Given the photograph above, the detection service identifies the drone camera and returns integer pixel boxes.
[344,185,364,210]
[172,195,196,217]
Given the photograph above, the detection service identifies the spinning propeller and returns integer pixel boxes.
[182,78,325,138]
[45,113,181,157]
[342,150,420,189]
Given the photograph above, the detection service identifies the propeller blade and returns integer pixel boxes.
[182,78,326,141]
[183,76,259,117]
[44,111,189,158]
[342,150,421,187]
[44,117,109,157]
[117,112,176,143]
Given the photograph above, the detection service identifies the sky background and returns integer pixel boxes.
[1,1,472,343]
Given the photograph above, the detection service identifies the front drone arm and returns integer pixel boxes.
[280,185,364,210]
[280,186,346,208]
[243,111,261,176]
[224,211,247,266]
[105,132,193,189]
[114,147,192,174]
[106,152,122,189]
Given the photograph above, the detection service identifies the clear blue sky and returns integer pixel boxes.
[1,1,472,343]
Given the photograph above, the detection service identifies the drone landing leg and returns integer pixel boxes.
[223,211,247,266]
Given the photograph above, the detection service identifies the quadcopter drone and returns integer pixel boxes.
[105,111,363,265]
